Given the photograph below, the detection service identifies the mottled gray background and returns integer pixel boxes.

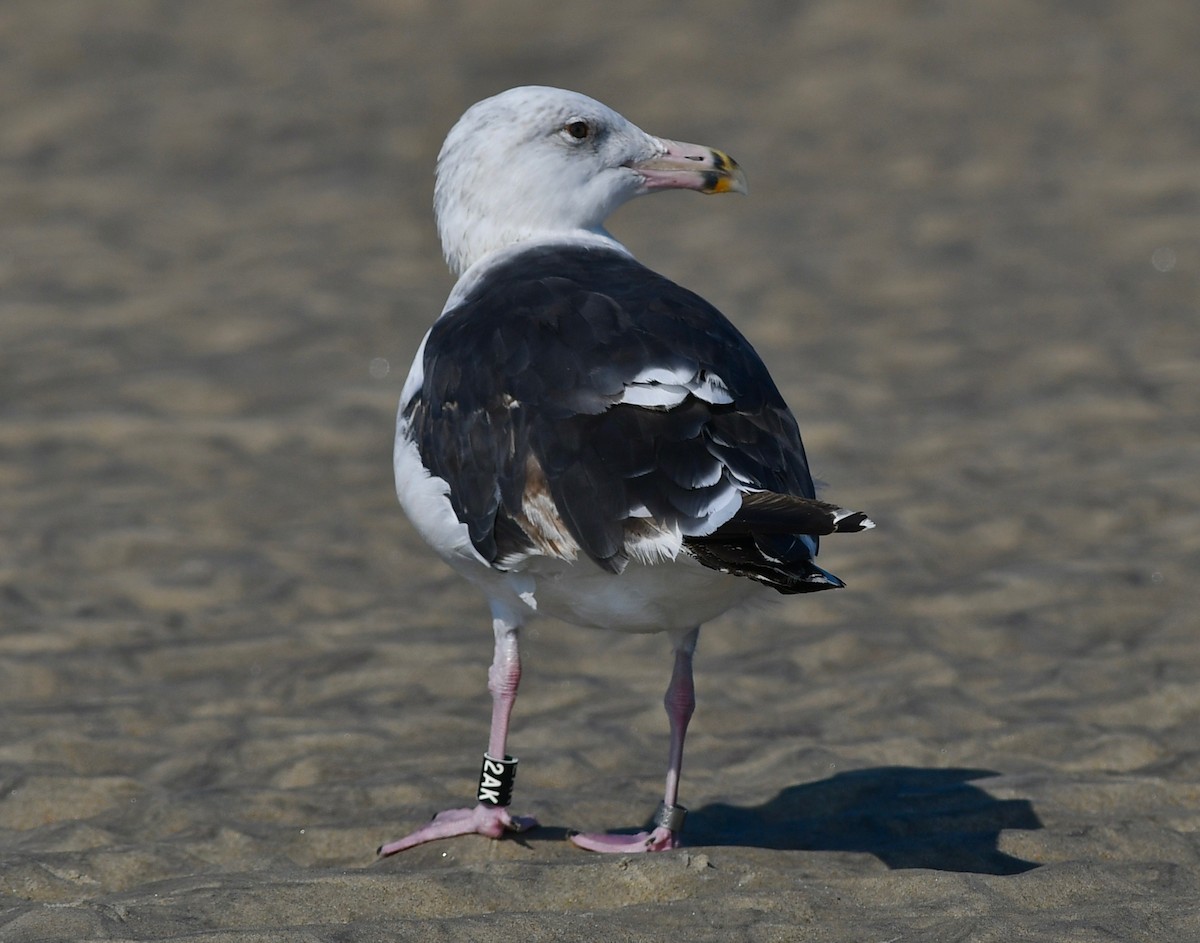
[2,1,1198,940]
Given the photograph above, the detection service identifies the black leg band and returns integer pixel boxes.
[653,800,688,832]
[476,753,517,807]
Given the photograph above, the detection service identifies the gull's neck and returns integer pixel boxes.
[440,230,632,315]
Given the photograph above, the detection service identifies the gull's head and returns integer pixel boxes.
[434,86,747,276]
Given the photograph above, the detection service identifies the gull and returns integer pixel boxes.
[380,86,871,855]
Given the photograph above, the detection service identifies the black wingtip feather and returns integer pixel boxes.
[683,492,871,594]
[684,536,847,594]
[718,491,873,538]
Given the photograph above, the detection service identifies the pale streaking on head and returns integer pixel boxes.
[434,85,746,277]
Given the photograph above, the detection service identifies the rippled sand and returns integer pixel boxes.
[3,1,1198,940]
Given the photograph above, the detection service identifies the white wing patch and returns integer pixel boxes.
[617,364,734,409]
[624,519,684,564]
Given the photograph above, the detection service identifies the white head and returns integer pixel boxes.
[434,86,746,276]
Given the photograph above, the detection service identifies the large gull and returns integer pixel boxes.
[380,86,872,855]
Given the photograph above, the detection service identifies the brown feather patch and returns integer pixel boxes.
[511,452,580,561]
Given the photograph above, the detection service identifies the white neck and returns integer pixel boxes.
[438,216,617,278]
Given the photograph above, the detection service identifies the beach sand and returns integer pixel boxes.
[2,1,1199,939]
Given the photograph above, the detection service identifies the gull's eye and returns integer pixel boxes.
[563,119,591,141]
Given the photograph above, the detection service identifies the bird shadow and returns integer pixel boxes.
[533,767,1041,875]
[688,766,1041,874]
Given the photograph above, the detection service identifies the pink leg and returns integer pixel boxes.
[378,616,538,857]
[571,627,699,853]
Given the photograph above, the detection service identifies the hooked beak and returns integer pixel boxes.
[626,139,748,195]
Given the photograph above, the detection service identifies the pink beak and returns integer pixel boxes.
[626,139,748,195]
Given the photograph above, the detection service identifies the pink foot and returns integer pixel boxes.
[377,803,538,857]
[570,825,679,853]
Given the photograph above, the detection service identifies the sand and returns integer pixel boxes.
[2,1,1199,940]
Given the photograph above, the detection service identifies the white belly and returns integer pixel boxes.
[522,554,756,633]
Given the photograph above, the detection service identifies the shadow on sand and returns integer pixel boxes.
[684,766,1041,874]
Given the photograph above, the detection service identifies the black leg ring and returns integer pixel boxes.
[476,753,517,806]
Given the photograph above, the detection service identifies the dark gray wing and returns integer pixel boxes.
[405,245,858,593]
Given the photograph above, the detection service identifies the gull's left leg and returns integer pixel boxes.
[571,626,699,853]
[378,608,538,857]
